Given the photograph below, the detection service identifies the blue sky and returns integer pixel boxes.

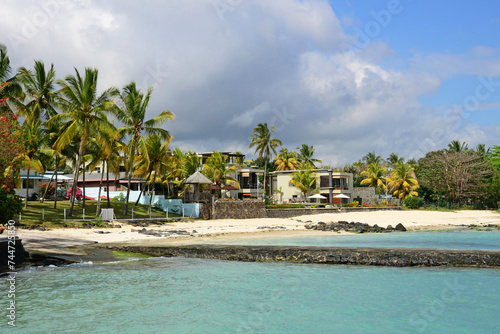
[1,0,499,166]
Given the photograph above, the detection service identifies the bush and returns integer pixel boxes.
[0,188,23,224]
[40,183,56,199]
[404,196,424,209]
[66,187,83,200]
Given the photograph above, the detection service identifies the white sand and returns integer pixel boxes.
[16,210,500,247]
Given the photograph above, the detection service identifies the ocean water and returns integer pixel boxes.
[2,256,500,333]
[219,230,500,250]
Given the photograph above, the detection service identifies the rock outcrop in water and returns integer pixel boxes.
[305,221,406,233]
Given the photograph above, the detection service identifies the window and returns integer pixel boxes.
[288,181,294,187]
[22,179,35,189]
[95,167,101,173]
[320,176,329,187]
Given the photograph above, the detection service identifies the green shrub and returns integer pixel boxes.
[0,188,23,224]
[404,196,424,209]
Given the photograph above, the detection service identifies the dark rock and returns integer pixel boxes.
[395,223,407,231]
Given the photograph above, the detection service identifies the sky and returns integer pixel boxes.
[1,0,500,166]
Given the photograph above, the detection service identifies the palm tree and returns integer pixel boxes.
[388,162,419,205]
[249,123,282,197]
[15,61,57,121]
[134,133,171,213]
[448,140,468,152]
[49,67,116,216]
[360,162,387,191]
[14,119,50,208]
[362,151,383,165]
[202,152,240,189]
[87,123,121,215]
[387,153,404,168]
[290,169,317,199]
[274,148,299,171]
[114,82,174,215]
[0,45,22,112]
[296,144,322,168]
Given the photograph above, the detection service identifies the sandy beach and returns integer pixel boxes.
[17,210,500,251]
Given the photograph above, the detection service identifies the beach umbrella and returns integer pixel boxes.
[333,194,350,199]
[308,193,327,203]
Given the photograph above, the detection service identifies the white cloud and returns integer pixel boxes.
[0,0,498,165]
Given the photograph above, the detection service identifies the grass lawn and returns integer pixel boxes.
[20,199,181,225]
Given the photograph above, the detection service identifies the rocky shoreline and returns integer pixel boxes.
[305,221,407,233]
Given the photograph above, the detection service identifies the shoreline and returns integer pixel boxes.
[11,210,500,266]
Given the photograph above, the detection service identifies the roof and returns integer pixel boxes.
[184,171,213,184]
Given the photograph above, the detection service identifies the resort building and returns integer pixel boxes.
[269,169,353,204]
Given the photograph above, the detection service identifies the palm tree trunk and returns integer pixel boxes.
[106,160,111,208]
[263,159,267,200]
[54,156,58,209]
[41,170,56,203]
[25,168,30,209]
[135,171,152,206]
[149,172,155,214]
[96,162,104,216]
[69,129,87,217]
[123,135,137,215]
[82,162,86,209]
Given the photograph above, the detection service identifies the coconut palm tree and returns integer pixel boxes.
[296,144,322,168]
[274,148,299,171]
[87,123,121,215]
[249,123,282,197]
[48,67,116,216]
[202,152,240,189]
[114,82,174,215]
[388,162,419,205]
[387,153,405,168]
[15,61,57,121]
[133,133,171,213]
[0,45,22,113]
[360,162,387,191]
[14,119,51,208]
[290,168,317,199]
[362,151,383,165]
[448,140,468,152]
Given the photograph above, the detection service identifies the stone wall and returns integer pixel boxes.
[353,187,400,205]
[214,200,266,219]
[265,206,401,219]
[108,244,500,268]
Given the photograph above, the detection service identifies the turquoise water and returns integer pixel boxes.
[2,257,500,333]
[219,230,500,250]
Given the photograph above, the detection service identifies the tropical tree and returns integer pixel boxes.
[48,67,116,216]
[360,162,387,192]
[15,61,57,121]
[87,123,121,214]
[387,153,404,168]
[249,123,282,196]
[114,82,174,215]
[0,45,22,111]
[14,119,49,208]
[202,152,240,189]
[133,133,171,212]
[274,148,299,171]
[362,151,383,165]
[290,168,317,199]
[388,162,419,205]
[296,144,322,168]
[448,140,468,152]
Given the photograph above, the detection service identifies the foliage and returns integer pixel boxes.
[360,162,387,192]
[296,144,322,168]
[39,183,56,199]
[290,168,317,198]
[66,187,83,200]
[404,196,424,209]
[274,148,299,171]
[417,149,492,205]
[343,200,360,207]
[0,188,23,224]
[202,151,240,188]
[388,162,419,202]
